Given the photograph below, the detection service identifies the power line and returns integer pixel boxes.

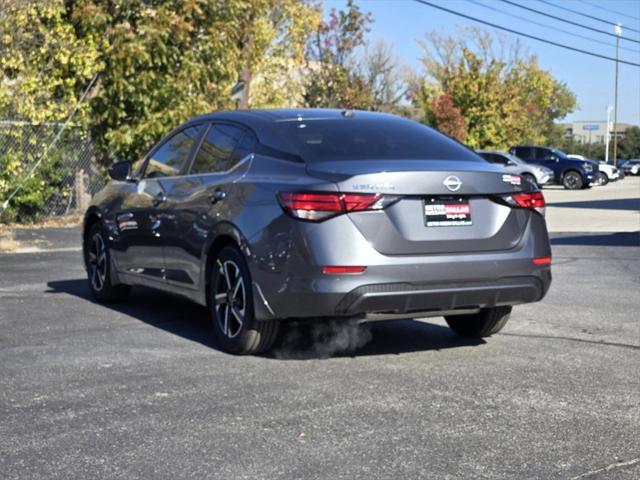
[412,0,640,67]
[469,0,639,54]
[500,0,640,44]
[537,0,640,36]
[582,0,640,23]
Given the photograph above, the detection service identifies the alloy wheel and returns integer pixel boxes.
[214,259,246,339]
[88,233,107,292]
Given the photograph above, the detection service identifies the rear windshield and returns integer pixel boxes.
[270,118,483,163]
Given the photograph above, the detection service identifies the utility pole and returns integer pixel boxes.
[613,24,621,167]
[605,105,613,164]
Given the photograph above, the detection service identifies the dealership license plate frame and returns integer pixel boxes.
[423,196,473,227]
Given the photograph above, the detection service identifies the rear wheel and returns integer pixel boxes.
[562,171,583,190]
[210,245,279,355]
[445,306,512,338]
[521,173,537,187]
[85,223,129,302]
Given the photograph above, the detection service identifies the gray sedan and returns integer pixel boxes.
[83,110,552,354]
[477,150,553,187]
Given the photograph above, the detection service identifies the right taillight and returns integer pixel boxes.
[500,191,546,216]
[277,191,399,221]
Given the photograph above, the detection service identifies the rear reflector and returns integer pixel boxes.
[532,256,552,265]
[278,192,398,221]
[322,266,367,275]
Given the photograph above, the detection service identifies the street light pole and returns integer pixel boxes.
[605,105,613,164]
[613,24,621,167]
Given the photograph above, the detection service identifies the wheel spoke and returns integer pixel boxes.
[223,305,229,336]
[223,263,231,291]
[232,276,243,298]
[231,306,244,327]
[215,292,227,303]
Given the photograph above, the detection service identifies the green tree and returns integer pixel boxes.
[0,0,102,222]
[618,126,640,160]
[414,28,576,150]
[71,0,242,163]
[233,0,321,109]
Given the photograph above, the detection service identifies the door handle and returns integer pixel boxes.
[209,189,226,204]
[153,192,167,206]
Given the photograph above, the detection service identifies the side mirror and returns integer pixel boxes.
[108,160,133,181]
[506,160,518,167]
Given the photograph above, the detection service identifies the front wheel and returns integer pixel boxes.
[210,245,279,355]
[562,171,583,190]
[445,306,512,338]
[85,223,129,302]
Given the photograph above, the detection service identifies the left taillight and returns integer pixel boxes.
[500,191,546,216]
[277,192,399,222]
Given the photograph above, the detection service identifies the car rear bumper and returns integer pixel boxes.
[248,208,552,321]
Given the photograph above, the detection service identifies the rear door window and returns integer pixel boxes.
[191,123,245,174]
[514,147,533,159]
[143,126,202,178]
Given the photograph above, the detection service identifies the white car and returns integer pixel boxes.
[477,150,553,187]
[567,155,619,185]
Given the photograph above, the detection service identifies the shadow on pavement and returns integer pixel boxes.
[46,279,484,359]
[547,198,640,211]
[550,232,639,247]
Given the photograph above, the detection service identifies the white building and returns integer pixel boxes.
[563,121,635,144]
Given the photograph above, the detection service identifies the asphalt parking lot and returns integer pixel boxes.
[1,180,639,479]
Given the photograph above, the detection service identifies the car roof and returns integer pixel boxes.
[190,108,399,130]
[184,109,414,157]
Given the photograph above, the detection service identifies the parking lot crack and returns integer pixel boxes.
[570,457,640,479]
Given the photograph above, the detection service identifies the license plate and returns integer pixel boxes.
[424,198,472,227]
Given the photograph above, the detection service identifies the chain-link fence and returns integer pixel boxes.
[0,120,105,222]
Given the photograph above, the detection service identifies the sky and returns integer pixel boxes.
[326,0,640,125]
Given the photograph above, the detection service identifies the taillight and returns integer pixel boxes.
[278,192,399,221]
[500,191,546,216]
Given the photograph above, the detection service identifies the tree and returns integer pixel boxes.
[427,92,467,142]
[303,0,376,109]
[0,0,103,222]
[232,0,320,109]
[68,0,243,163]
[355,39,411,113]
[618,126,640,160]
[413,28,576,150]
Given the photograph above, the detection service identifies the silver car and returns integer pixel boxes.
[83,110,552,354]
[477,150,553,187]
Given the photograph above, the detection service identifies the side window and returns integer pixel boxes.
[231,132,256,164]
[191,124,244,174]
[144,126,202,179]
[536,148,553,160]
[515,147,533,159]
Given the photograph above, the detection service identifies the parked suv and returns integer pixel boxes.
[509,146,597,189]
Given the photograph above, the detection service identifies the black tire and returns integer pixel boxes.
[599,172,609,185]
[445,306,512,338]
[521,173,538,187]
[562,171,583,190]
[84,223,130,302]
[209,245,279,355]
